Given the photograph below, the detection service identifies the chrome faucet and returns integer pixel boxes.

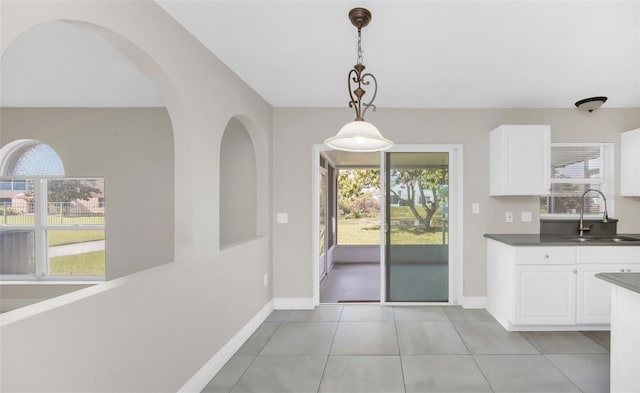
[578,188,609,236]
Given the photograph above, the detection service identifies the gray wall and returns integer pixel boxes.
[1,2,273,391]
[273,108,640,299]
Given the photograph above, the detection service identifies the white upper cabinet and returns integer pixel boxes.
[621,128,640,196]
[490,125,551,196]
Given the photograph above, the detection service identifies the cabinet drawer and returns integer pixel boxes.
[515,247,576,265]
[576,246,640,264]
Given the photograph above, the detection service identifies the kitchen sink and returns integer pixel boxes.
[564,235,640,243]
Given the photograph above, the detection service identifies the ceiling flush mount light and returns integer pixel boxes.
[324,7,393,152]
[575,96,608,113]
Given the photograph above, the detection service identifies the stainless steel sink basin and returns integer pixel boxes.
[564,236,640,243]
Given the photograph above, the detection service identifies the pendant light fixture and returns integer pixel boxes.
[325,7,393,152]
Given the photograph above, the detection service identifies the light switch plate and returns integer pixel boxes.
[276,213,288,224]
[506,211,514,223]
[472,203,480,214]
[521,211,532,222]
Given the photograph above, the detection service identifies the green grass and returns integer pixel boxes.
[389,206,418,220]
[47,215,104,225]
[0,214,104,225]
[338,217,447,245]
[338,206,447,245]
[1,212,105,275]
[338,218,382,244]
[48,230,105,246]
[49,251,105,275]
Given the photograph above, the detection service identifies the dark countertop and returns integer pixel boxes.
[596,273,640,294]
[485,233,640,246]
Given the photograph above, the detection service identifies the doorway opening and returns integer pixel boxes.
[313,145,462,305]
[320,165,381,303]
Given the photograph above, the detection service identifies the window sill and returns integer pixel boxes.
[540,214,608,220]
[0,278,104,285]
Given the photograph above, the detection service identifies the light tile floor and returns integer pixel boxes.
[319,263,380,303]
[202,305,610,393]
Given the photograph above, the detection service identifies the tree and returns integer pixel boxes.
[47,179,100,202]
[390,168,448,231]
[24,179,100,215]
[338,169,379,200]
[48,180,100,215]
[337,169,380,219]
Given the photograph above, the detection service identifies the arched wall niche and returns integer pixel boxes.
[230,114,270,238]
[219,117,258,248]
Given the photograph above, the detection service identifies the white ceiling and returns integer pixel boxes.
[157,0,640,109]
[1,1,638,109]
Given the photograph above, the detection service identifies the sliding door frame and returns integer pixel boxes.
[380,144,463,305]
[312,144,463,306]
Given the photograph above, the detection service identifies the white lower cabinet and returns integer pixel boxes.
[487,239,640,330]
[578,263,640,324]
[515,265,576,325]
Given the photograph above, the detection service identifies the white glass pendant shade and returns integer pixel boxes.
[325,120,394,152]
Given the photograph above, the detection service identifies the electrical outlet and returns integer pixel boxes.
[472,203,480,214]
[506,211,514,223]
[276,213,288,224]
[263,273,269,286]
[521,211,532,222]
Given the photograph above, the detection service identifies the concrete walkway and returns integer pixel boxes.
[48,240,105,257]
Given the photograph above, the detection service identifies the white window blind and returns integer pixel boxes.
[540,143,614,217]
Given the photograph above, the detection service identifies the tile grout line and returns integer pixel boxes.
[315,306,344,393]
[392,306,408,393]
[518,332,580,390]
[538,351,586,393]
[579,330,611,352]
[450,319,496,393]
[519,332,589,393]
[223,311,290,393]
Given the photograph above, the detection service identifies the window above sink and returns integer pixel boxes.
[540,143,614,219]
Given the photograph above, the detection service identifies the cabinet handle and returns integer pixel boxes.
[626,269,632,273]
[620,269,625,272]
[573,270,577,274]
[544,255,549,259]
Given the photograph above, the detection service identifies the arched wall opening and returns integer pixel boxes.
[1,19,175,310]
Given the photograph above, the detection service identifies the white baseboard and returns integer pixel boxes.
[273,297,315,310]
[462,297,487,309]
[178,300,274,393]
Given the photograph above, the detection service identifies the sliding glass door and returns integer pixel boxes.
[385,152,449,302]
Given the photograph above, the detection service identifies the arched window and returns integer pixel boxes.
[219,118,257,247]
[0,139,65,177]
[0,140,105,280]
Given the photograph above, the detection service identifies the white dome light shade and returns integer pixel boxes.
[325,120,394,152]
[574,96,608,113]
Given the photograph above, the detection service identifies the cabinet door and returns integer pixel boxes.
[577,264,626,324]
[621,128,640,196]
[515,265,576,325]
[490,125,550,196]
